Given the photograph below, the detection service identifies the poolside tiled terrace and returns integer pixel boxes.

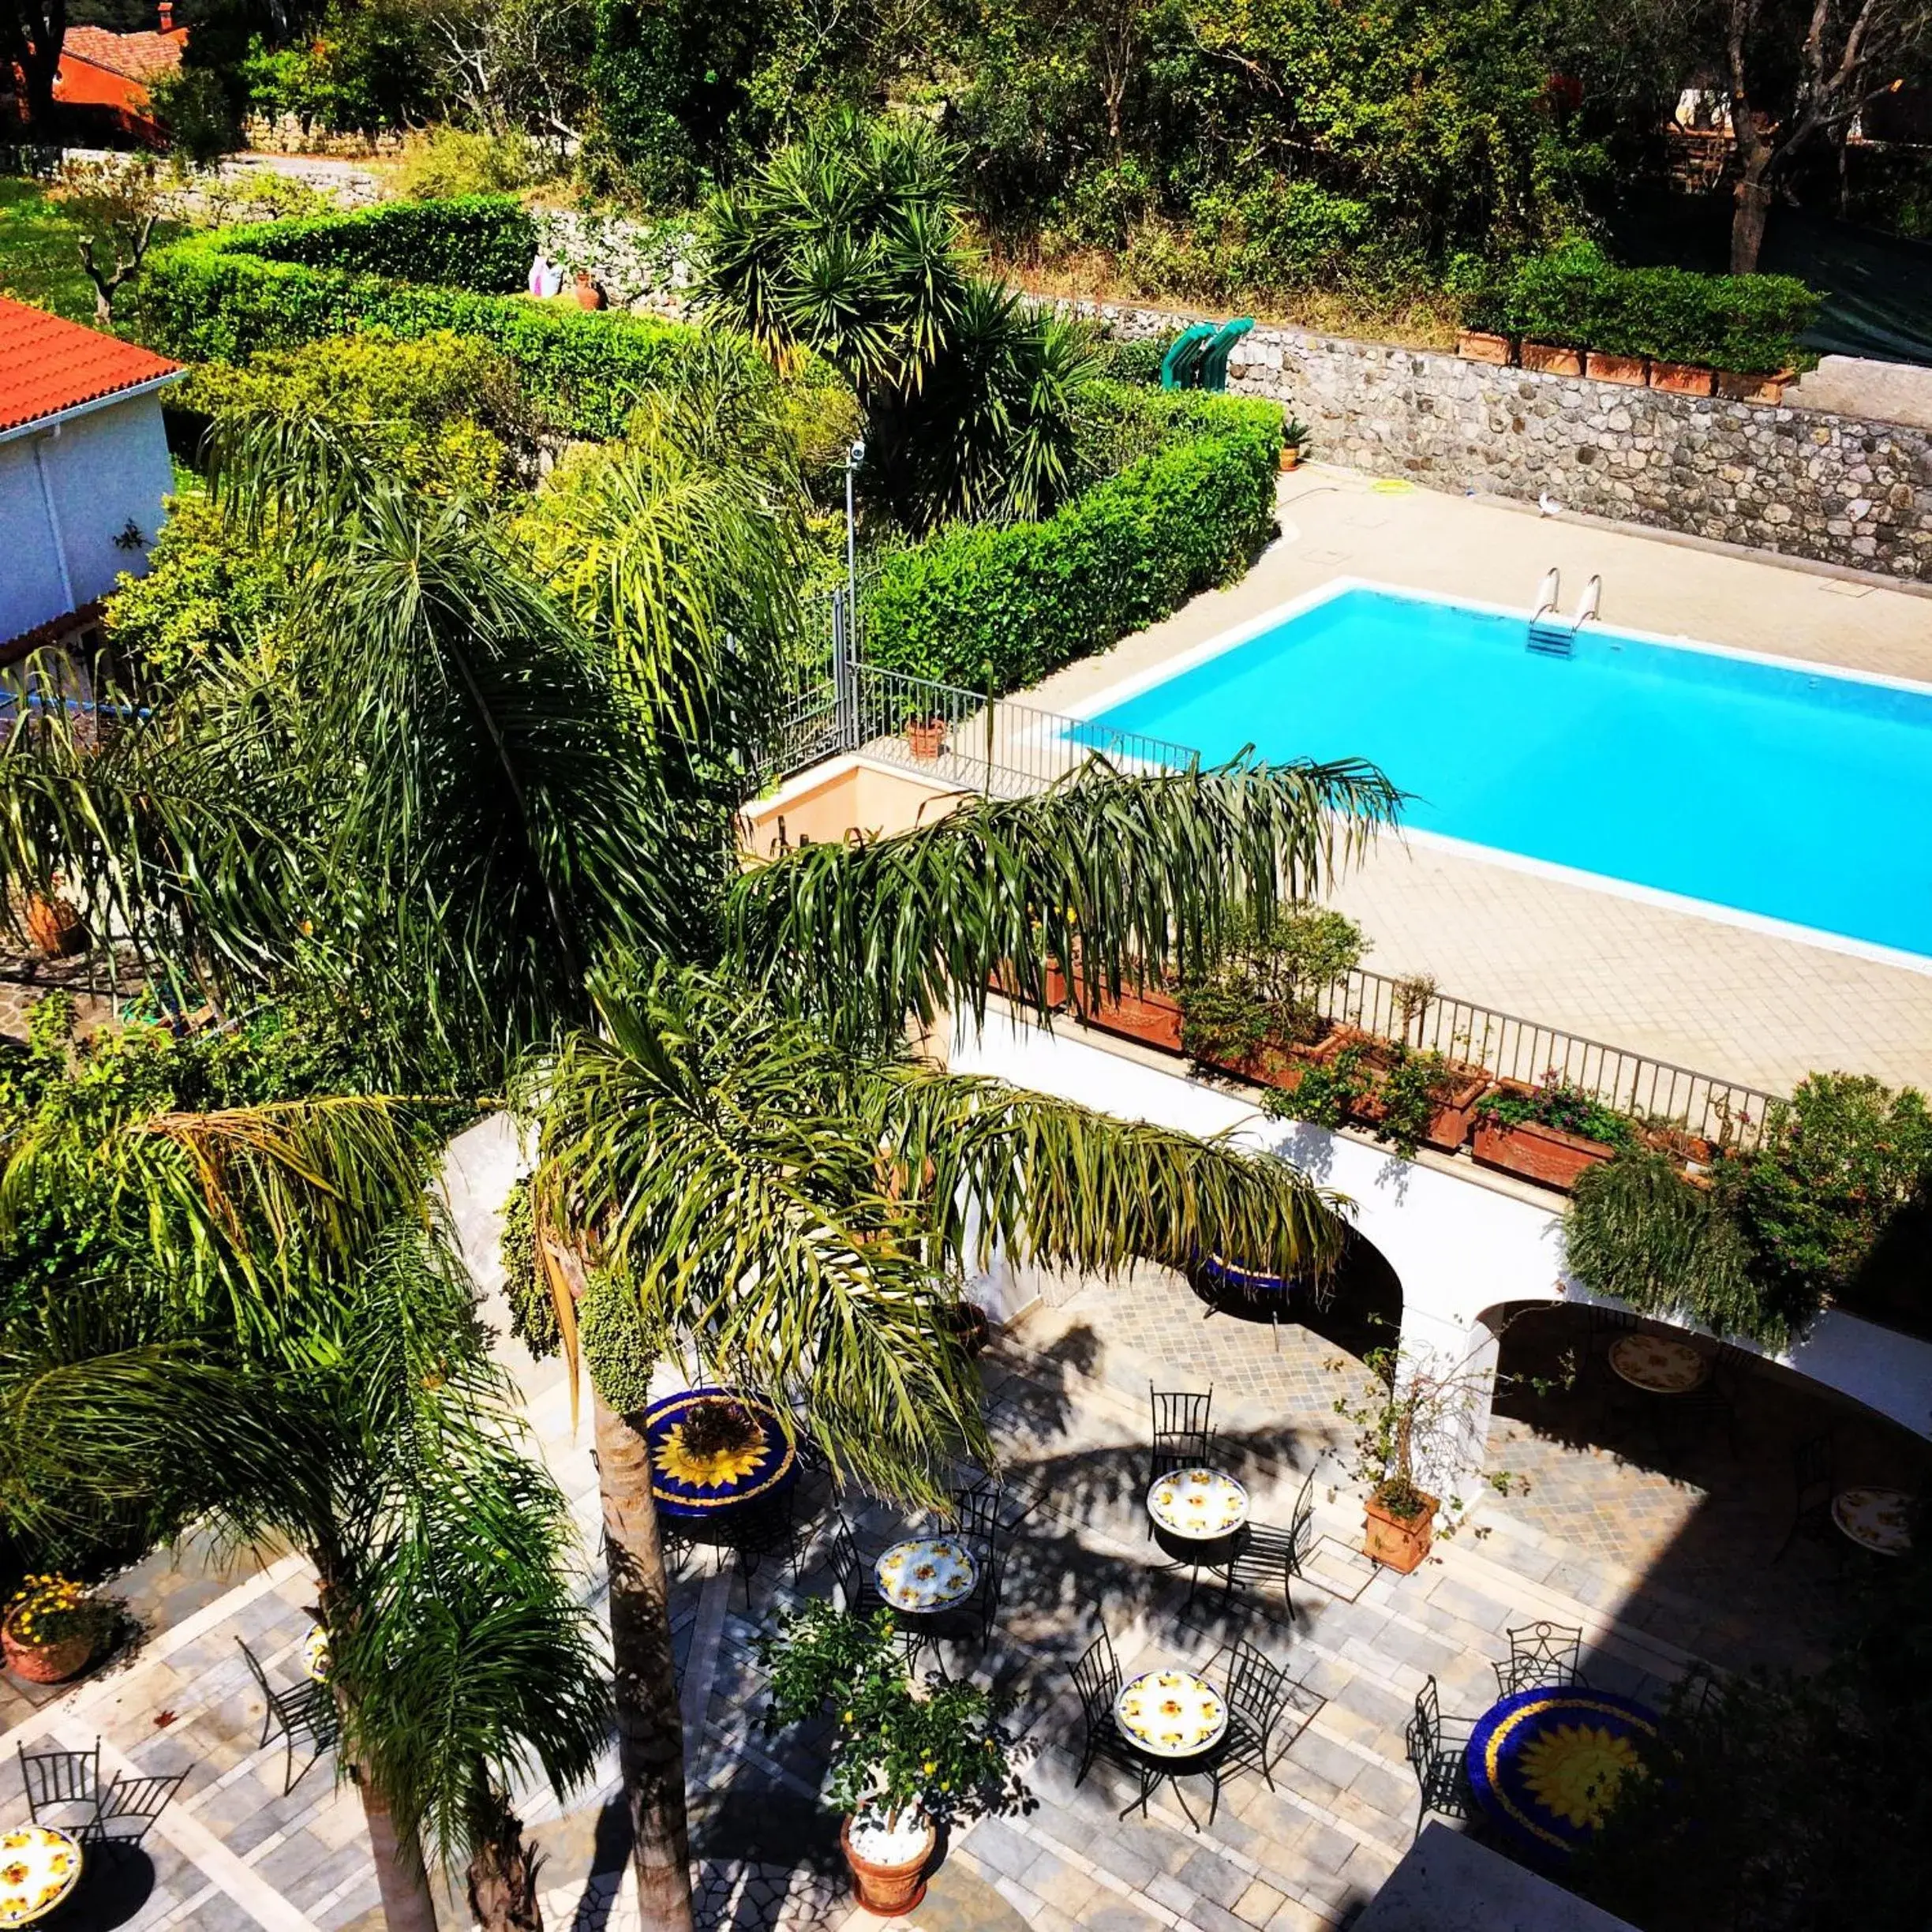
[1020,470,1932,1097]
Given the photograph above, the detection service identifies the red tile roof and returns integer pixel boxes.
[59,24,187,82]
[0,298,182,436]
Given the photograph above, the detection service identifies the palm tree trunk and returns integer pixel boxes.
[360,1772,443,1932]
[466,1779,545,1932]
[595,1390,695,1932]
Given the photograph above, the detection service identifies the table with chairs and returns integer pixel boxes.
[1072,1624,1309,1831]
[11,1740,187,1925]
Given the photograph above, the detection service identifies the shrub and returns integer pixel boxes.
[1179,905,1368,1062]
[863,395,1279,692]
[394,128,556,201]
[212,195,535,290]
[1477,1076,1639,1148]
[1504,238,1819,373]
[139,216,734,441]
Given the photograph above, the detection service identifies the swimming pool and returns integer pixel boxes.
[1076,582,1932,960]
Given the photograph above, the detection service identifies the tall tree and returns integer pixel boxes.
[1722,0,1932,270]
[2,0,65,125]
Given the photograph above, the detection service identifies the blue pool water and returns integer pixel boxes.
[1079,586,1932,957]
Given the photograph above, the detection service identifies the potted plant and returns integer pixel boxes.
[1073,962,1187,1054]
[1473,1075,1638,1190]
[1520,339,1585,377]
[2,1575,114,1684]
[1279,418,1311,470]
[1334,1335,1567,1573]
[1178,906,1367,1088]
[1340,1039,1492,1154]
[902,708,947,760]
[1647,358,1715,396]
[1457,328,1513,365]
[757,1603,1026,1917]
[1585,349,1649,386]
[23,881,87,958]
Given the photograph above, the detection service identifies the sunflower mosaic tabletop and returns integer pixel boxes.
[1147,1468,1249,1541]
[1466,1686,1660,1855]
[641,1387,799,1522]
[305,1624,332,1683]
[1608,1334,1709,1395]
[1833,1485,1915,1555]
[1113,1669,1229,1760]
[0,1825,82,1926]
[874,1537,978,1612]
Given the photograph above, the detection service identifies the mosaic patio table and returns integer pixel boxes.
[0,1825,83,1926]
[1114,1668,1230,1760]
[1466,1685,1660,1855]
[1608,1334,1709,1395]
[1832,1485,1915,1556]
[874,1537,978,1613]
[304,1624,331,1683]
[1147,1468,1251,1541]
[641,1387,799,1522]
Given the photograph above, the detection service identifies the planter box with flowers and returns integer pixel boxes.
[1328,1033,1492,1153]
[2,1575,114,1684]
[1472,1077,1638,1192]
[757,1602,1027,1918]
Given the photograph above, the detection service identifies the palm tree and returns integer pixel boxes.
[0,1123,609,1932]
[0,404,1401,1931]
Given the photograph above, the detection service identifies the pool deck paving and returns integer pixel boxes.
[1020,470,1932,1099]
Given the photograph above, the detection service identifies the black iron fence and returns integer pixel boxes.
[754,654,1784,1150]
[1312,966,1779,1151]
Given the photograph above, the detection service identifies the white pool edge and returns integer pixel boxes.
[1055,577,1932,979]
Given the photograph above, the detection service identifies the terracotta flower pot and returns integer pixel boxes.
[1472,1114,1616,1191]
[1075,979,1185,1054]
[1364,1486,1438,1574]
[1716,368,1792,405]
[1520,341,1584,377]
[24,889,87,959]
[1648,360,1714,397]
[1279,445,1303,470]
[1457,330,1513,366]
[1585,350,1649,387]
[2,1616,99,1685]
[571,272,605,312]
[841,1813,936,1918]
[905,719,946,760]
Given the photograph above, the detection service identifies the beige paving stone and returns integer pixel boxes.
[1234,1877,1288,1926]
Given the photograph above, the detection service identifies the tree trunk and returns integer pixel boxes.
[595,1390,695,1932]
[1730,159,1774,275]
[360,1772,442,1932]
[466,1780,545,1932]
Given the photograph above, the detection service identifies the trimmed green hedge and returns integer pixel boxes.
[140,219,721,441]
[864,395,1280,692]
[219,194,536,290]
[1500,241,1818,374]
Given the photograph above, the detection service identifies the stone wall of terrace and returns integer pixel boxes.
[1053,298,1932,579]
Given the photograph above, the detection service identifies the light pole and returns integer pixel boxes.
[841,438,865,747]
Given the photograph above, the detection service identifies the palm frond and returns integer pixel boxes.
[727,754,1403,1050]
[866,1061,1351,1294]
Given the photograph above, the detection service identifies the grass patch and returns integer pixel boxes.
[0,174,185,330]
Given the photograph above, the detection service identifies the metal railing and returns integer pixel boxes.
[753,657,1782,1150]
[1311,966,1779,1151]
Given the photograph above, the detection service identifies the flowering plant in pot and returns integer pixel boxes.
[1474,1075,1638,1191]
[2,1575,114,1684]
[1178,906,1367,1085]
[757,1602,1025,1916]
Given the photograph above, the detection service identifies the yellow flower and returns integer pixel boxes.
[922,1759,935,1774]
[842,1709,854,1724]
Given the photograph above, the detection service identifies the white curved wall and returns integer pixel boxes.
[953,1007,1932,1443]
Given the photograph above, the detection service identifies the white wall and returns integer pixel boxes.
[0,393,174,644]
[953,1007,1932,1446]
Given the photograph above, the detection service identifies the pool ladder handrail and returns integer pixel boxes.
[1528,569,1601,657]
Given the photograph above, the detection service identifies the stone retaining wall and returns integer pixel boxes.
[1057,298,1932,578]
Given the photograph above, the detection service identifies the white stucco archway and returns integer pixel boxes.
[953,1007,1932,1475]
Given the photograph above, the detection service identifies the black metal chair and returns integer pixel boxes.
[1069,1627,1155,1814]
[238,1637,338,1795]
[1149,1387,1216,1487]
[1494,1621,1587,1697]
[1207,1640,1301,1809]
[1773,1432,1836,1563]
[724,1486,806,1609]
[1405,1676,1479,1840]
[84,1769,189,1854]
[17,1741,100,1833]
[1223,1469,1319,1616]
